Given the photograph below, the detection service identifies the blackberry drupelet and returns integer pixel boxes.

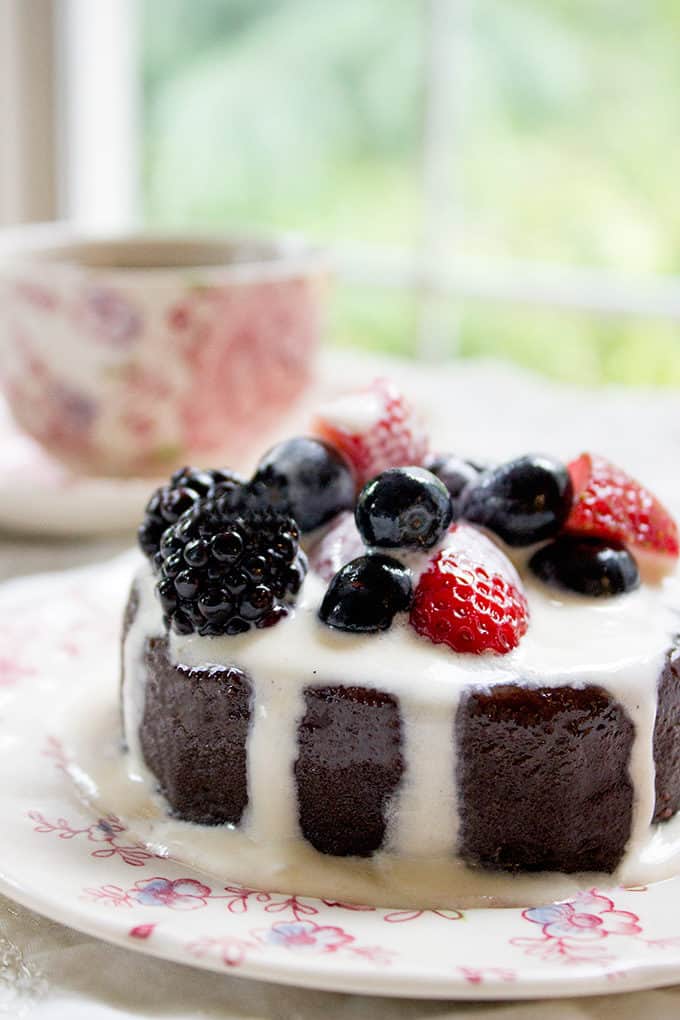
[138,466,244,562]
[156,483,307,635]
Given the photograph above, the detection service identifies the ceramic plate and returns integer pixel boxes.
[2,556,680,1000]
[0,400,159,536]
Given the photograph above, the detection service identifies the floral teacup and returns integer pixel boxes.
[0,229,326,477]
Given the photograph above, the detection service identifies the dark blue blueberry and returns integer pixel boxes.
[459,454,573,547]
[318,555,413,633]
[355,467,452,550]
[529,537,639,597]
[252,437,356,533]
[423,454,482,516]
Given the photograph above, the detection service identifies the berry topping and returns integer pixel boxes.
[313,378,429,487]
[565,453,679,559]
[423,453,481,509]
[156,484,307,635]
[308,511,365,581]
[319,554,413,633]
[138,466,244,561]
[459,455,573,547]
[355,466,452,550]
[530,536,640,597]
[410,523,529,654]
[252,437,355,533]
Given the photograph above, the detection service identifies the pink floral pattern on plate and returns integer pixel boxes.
[511,890,643,964]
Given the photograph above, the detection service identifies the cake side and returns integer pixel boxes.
[139,636,251,825]
[456,684,635,873]
[654,639,680,822]
[295,685,403,856]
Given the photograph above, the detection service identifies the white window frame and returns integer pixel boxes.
[0,0,58,225]
[4,0,680,354]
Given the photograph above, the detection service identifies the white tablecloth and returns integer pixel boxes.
[2,351,680,1018]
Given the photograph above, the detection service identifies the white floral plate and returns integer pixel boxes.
[2,556,680,1000]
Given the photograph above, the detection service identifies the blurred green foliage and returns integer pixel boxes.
[141,0,680,385]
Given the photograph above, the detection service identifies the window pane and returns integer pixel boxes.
[460,304,680,386]
[141,0,424,245]
[331,285,418,359]
[464,0,680,275]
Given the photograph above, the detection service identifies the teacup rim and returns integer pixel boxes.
[0,223,327,283]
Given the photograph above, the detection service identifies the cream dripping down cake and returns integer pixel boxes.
[121,378,680,907]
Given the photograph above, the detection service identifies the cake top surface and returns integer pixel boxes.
[127,556,680,705]
[131,375,680,702]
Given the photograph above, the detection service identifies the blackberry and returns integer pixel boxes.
[156,483,307,635]
[137,466,244,561]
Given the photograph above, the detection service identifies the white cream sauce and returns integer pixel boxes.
[86,556,680,909]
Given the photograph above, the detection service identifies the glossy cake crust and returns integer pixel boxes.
[456,684,634,873]
[654,639,680,822]
[140,637,251,826]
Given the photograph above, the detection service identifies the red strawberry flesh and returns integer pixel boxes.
[410,524,529,655]
[313,378,429,487]
[565,453,679,559]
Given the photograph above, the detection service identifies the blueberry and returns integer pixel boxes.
[459,454,573,547]
[355,467,452,550]
[423,454,481,516]
[319,555,413,633]
[529,537,640,597]
[252,437,356,533]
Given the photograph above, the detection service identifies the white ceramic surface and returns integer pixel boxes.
[0,397,154,535]
[2,555,680,1000]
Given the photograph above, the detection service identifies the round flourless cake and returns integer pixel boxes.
[118,381,680,907]
[121,553,680,903]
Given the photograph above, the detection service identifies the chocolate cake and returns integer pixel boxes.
[119,380,680,903]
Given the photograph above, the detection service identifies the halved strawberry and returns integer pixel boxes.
[313,378,429,487]
[565,453,679,559]
[410,523,529,655]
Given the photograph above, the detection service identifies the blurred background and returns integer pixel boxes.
[3,0,680,385]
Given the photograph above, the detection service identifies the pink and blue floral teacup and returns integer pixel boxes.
[0,229,326,477]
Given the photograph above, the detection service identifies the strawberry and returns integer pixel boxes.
[410,523,529,655]
[308,511,365,581]
[565,453,679,559]
[313,378,429,487]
